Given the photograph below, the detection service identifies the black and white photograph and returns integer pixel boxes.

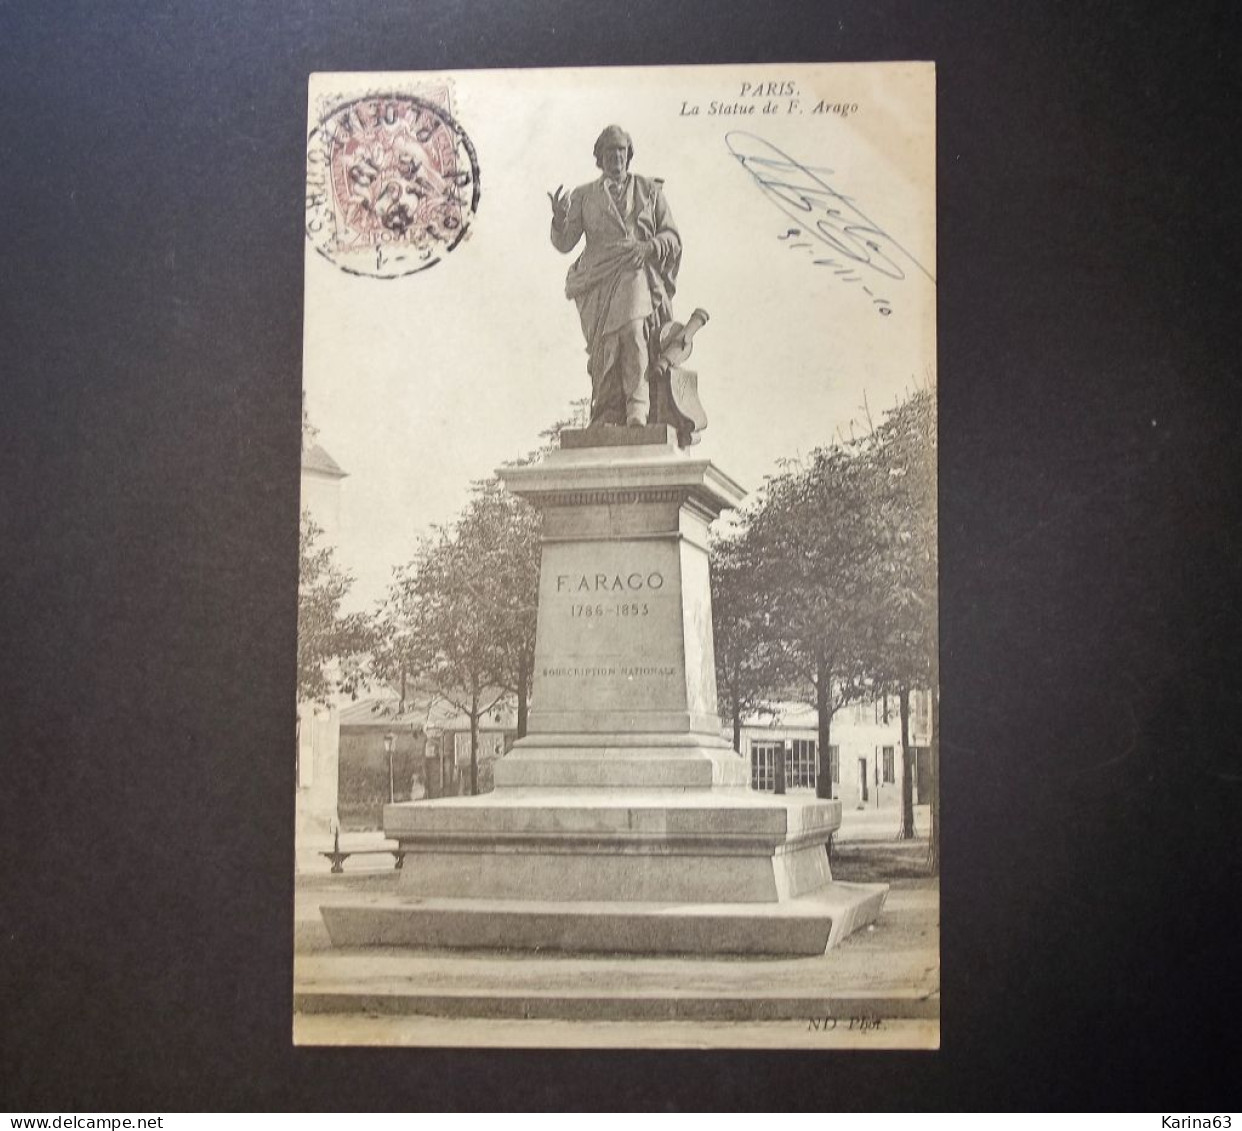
[293,63,938,1048]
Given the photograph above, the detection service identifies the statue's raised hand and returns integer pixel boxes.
[548,184,570,224]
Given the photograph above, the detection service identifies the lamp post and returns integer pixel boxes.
[383,731,395,804]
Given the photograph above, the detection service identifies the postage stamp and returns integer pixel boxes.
[304,87,480,279]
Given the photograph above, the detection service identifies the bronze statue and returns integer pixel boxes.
[549,125,707,445]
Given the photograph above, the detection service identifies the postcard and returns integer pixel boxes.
[295,61,938,1049]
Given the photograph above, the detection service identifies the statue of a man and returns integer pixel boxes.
[549,125,681,428]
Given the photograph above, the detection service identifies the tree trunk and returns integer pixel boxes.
[469,683,479,797]
[516,653,530,739]
[732,700,742,754]
[928,685,940,874]
[815,656,832,799]
[898,685,915,839]
[774,741,786,795]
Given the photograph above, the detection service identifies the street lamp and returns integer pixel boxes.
[383,731,395,804]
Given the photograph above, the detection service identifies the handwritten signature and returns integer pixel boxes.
[725,131,934,314]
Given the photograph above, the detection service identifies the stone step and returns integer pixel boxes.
[319,883,887,957]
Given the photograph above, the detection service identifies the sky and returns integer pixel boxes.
[302,62,936,613]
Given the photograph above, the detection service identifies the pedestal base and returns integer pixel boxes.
[319,790,887,955]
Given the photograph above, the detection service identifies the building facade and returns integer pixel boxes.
[338,695,427,830]
[738,694,933,809]
[338,687,519,828]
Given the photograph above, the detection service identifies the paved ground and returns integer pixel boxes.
[835,802,933,843]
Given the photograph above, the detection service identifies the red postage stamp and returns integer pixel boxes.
[305,88,480,279]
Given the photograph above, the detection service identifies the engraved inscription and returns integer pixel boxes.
[555,571,665,593]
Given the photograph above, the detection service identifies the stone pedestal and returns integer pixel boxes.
[321,427,885,956]
[496,425,747,790]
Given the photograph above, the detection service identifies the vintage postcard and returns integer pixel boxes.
[294,62,938,1049]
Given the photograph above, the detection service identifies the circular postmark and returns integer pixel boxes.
[305,92,480,279]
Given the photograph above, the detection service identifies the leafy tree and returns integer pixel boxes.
[860,391,938,844]
[856,389,938,851]
[747,444,881,799]
[466,479,541,739]
[710,528,786,751]
[297,510,373,704]
[374,492,524,796]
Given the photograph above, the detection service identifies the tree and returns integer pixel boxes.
[747,444,881,799]
[861,389,938,848]
[297,510,373,704]
[374,492,526,796]
[465,479,541,739]
[710,527,786,751]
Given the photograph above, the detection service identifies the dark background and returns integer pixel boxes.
[2,0,1239,1110]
